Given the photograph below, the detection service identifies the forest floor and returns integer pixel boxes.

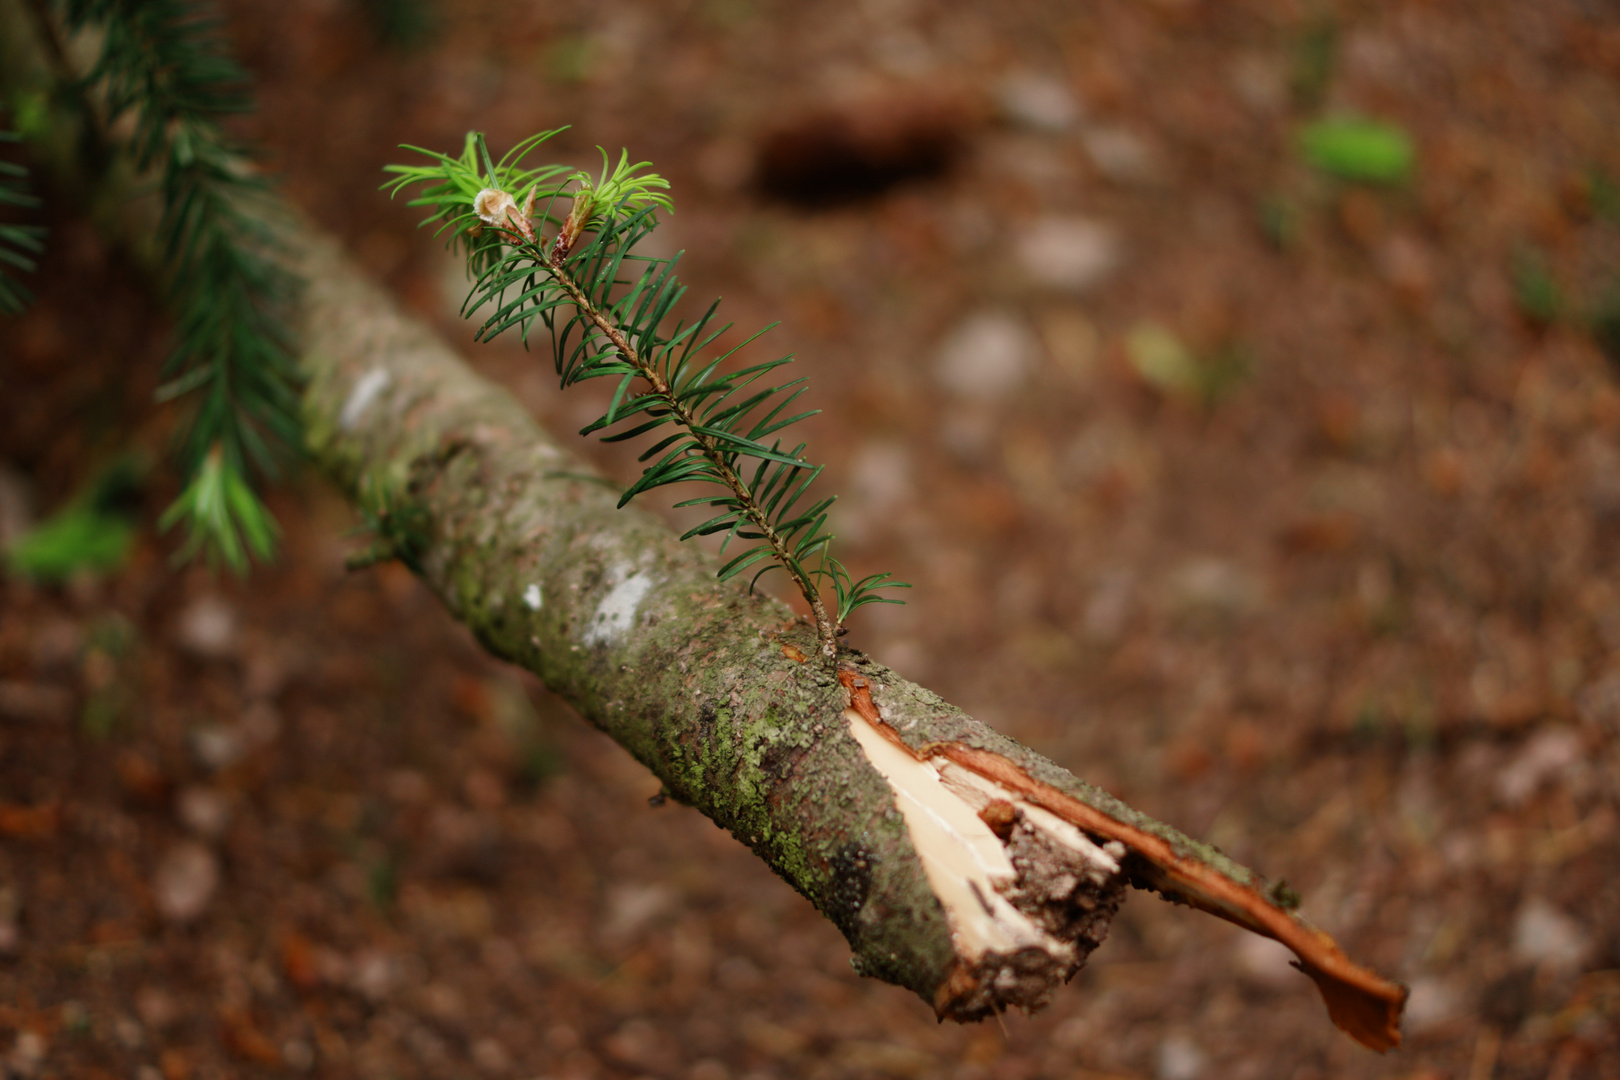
[3,1,1620,1078]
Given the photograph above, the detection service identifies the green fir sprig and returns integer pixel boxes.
[0,128,45,315]
[53,0,302,572]
[384,131,907,658]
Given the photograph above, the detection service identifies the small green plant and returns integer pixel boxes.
[1298,117,1415,184]
[384,131,908,658]
[1125,322,1252,409]
[1511,249,1563,326]
[7,505,135,580]
[5,457,144,581]
[0,128,45,315]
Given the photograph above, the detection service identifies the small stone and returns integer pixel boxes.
[1083,125,1162,184]
[603,882,676,944]
[152,842,220,923]
[112,1015,143,1050]
[177,595,238,659]
[1233,934,1298,990]
[1402,977,1462,1036]
[1015,217,1122,293]
[1229,54,1287,113]
[1166,557,1262,619]
[603,1018,666,1071]
[853,443,912,508]
[281,1038,315,1072]
[1495,728,1582,806]
[471,1037,511,1074]
[175,786,232,839]
[188,724,247,771]
[135,986,179,1030]
[350,950,398,1001]
[8,1030,46,1078]
[1156,1034,1205,1080]
[996,72,1081,131]
[934,311,1038,400]
[1512,898,1592,973]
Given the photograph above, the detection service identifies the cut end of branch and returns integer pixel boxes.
[947,743,1409,1051]
[841,672,1127,1020]
[839,670,1407,1050]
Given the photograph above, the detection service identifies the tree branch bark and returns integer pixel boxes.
[291,229,1407,1049]
[2,0,1407,1048]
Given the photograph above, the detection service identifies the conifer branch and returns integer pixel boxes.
[0,128,45,315]
[546,266,841,653]
[385,132,908,659]
[45,0,302,571]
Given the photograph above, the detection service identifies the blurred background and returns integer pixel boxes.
[2,0,1619,1077]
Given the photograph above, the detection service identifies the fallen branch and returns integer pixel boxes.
[292,225,1406,1050]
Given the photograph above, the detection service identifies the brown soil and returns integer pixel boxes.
[3,1,1619,1078]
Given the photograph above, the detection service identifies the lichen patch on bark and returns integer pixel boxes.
[581,569,655,646]
[340,367,392,430]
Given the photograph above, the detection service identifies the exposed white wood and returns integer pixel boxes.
[845,708,1072,962]
[935,759,1122,876]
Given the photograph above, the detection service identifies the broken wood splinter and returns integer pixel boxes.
[836,668,1407,1052]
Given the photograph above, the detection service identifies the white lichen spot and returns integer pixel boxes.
[523,583,543,611]
[340,368,392,431]
[582,571,654,646]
